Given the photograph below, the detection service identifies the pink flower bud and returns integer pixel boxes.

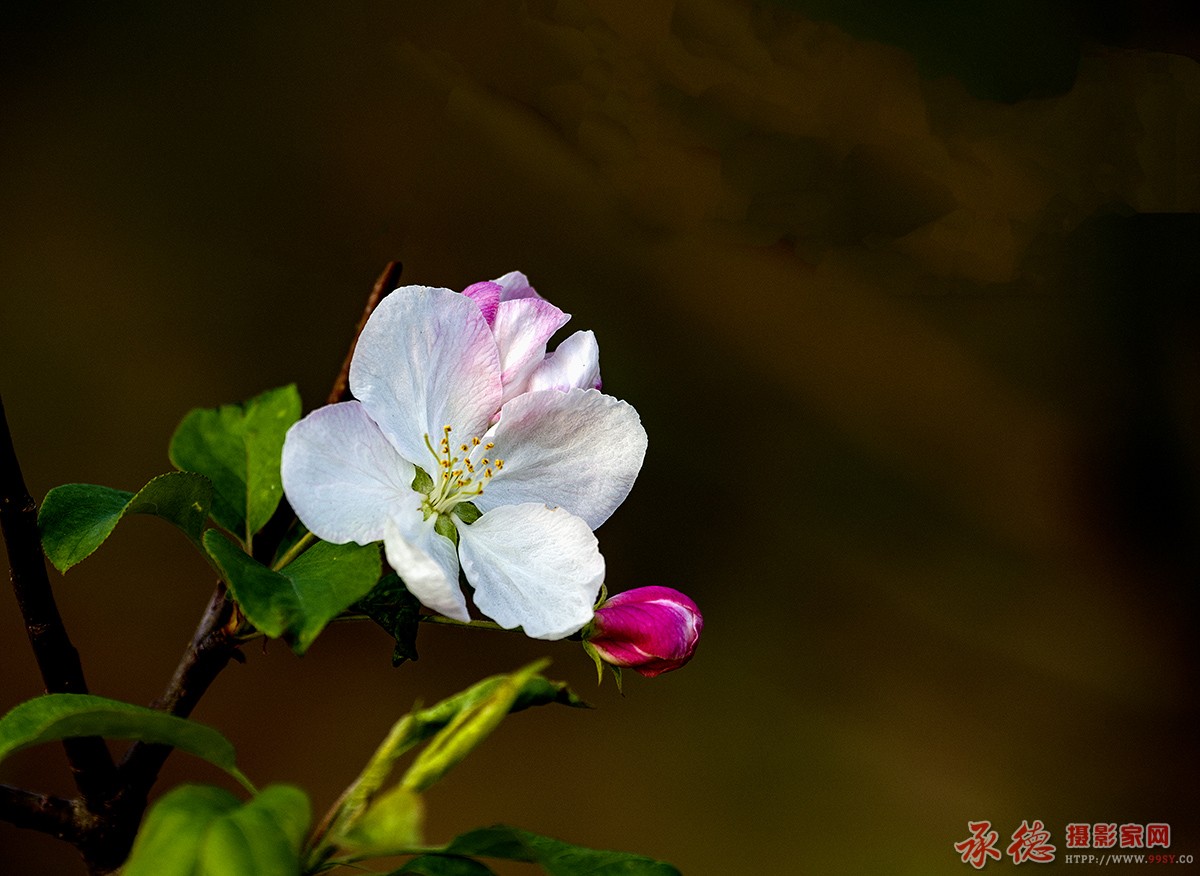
[584,586,702,678]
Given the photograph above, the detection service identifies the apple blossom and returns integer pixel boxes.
[281,282,646,640]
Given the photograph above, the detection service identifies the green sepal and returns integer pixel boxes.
[393,825,681,876]
[353,573,422,666]
[38,473,213,573]
[203,531,381,654]
[452,502,481,524]
[122,783,311,876]
[433,513,458,546]
[411,466,435,494]
[581,641,606,686]
[0,694,254,792]
[169,385,301,546]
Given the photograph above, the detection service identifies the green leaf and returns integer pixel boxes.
[440,826,681,876]
[201,785,311,876]
[204,531,381,653]
[317,665,588,862]
[0,694,253,791]
[387,826,681,876]
[354,573,422,666]
[122,785,238,876]
[399,663,547,794]
[38,473,213,572]
[169,385,301,545]
[392,856,497,875]
[284,539,383,653]
[204,530,293,638]
[123,784,311,876]
[334,783,424,857]
[406,669,590,737]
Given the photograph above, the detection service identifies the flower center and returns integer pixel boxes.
[421,424,504,516]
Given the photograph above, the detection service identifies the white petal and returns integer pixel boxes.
[526,330,602,393]
[456,504,604,639]
[383,510,468,621]
[476,388,647,530]
[492,270,542,301]
[281,402,414,544]
[493,297,570,403]
[349,286,503,464]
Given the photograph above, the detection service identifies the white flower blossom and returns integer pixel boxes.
[281,281,646,639]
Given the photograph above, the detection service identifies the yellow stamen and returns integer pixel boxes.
[420,427,503,514]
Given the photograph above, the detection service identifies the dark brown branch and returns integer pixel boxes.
[0,784,79,841]
[327,260,403,405]
[0,263,403,872]
[0,395,117,811]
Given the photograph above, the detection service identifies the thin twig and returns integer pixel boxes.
[418,614,507,632]
[0,784,80,841]
[327,260,403,405]
[116,583,239,809]
[270,530,317,571]
[0,395,117,812]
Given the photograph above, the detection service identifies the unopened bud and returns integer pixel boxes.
[583,586,702,678]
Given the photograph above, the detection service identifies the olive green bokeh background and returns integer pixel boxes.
[2,2,1198,873]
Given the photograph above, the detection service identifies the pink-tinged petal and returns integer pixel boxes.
[527,330,602,393]
[462,281,501,328]
[349,286,503,464]
[492,297,571,403]
[455,504,604,640]
[586,586,703,677]
[492,270,542,301]
[475,388,647,530]
[383,510,469,621]
[281,401,414,545]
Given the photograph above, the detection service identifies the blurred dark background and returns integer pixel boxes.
[2,2,1198,873]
